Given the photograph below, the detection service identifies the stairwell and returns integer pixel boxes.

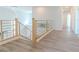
[0,18,32,45]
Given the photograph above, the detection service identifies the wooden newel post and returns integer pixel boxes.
[15,18,20,36]
[32,18,37,46]
[0,20,3,41]
[46,20,48,32]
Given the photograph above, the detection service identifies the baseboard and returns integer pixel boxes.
[36,29,53,42]
[0,36,20,45]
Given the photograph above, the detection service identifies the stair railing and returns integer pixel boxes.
[32,18,53,45]
[0,18,32,42]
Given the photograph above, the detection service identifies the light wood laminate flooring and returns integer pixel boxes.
[0,30,79,52]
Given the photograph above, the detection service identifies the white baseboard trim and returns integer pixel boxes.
[36,29,53,42]
[0,36,20,45]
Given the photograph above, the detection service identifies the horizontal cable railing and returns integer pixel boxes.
[0,20,16,41]
[35,20,53,38]
[0,18,32,41]
[0,18,52,45]
[32,18,53,45]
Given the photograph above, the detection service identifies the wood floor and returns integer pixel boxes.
[0,30,79,52]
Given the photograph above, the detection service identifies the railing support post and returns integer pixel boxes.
[46,20,48,32]
[15,18,20,37]
[0,20,3,41]
[32,18,37,46]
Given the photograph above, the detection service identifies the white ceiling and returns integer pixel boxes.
[11,6,32,11]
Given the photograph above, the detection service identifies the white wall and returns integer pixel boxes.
[11,7,32,30]
[0,7,16,20]
[0,6,63,31]
[0,6,32,29]
[11,7,32,26]
[0,7,32,25]
[75,7,79,34]
[32,6,62,30]
[70,7,75,32]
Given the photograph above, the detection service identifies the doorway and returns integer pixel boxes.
[63,13,71,32]
[66,13,71,32]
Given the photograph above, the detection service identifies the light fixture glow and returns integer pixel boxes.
[36,7,45,15]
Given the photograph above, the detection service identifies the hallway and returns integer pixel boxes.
[0,30,79,52]
[36,30,79,52]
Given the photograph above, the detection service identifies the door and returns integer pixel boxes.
[66,13,71,32]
